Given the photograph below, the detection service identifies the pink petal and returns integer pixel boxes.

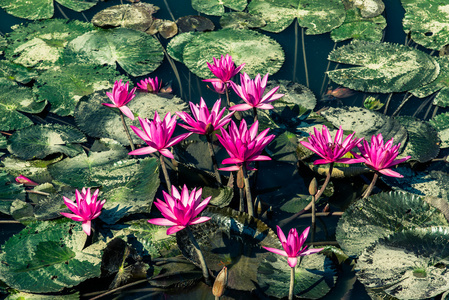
[287,257,298,268]
[229,103,254,111]
[82,221,92,236]
[188,216,211,225]
[378,168,403,178]
[167,225,186,235]
[262,246,288,257]
[159,148,174,159]
[128,146,158,156]
[299,248,324,256]
[119,106,135,120]
[148,218,177,226]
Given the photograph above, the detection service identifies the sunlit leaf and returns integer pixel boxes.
[0,61,38,84]
[92,4,158,32]
[192,0,247,16]
[0,171,25,215]
[220,12,266,30]
[430,112,449,148]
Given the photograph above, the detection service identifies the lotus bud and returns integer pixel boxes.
[237,167,244,189]
[212,266,228,297]
[309,178,318,196]
[15,175,38,186]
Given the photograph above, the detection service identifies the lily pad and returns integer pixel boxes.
[430,112,449,148]
[91,4,158,32]
[66,27,164,77]
[357,227,449,299]
[401,0,449,50]
[34,63,122,116]
[7,124,86,160]
[5,19,94,69]
[176,15,215,33]
[0,35,6,54]
[0,171,25,214]
[395,116,440,163]
[166,32,201,63]
[182,28,284,78]
[0,219,102,293]
[0,80,46,131]
[74,91,188,146]
[248,0,345,34]
[321,106,408,149]
[0,61,38,84]
[1,156,63,184]
[266,80,316,111]
[327,41,440,93]
[191,0,247,16]
[6,292,79,300]
[336,191,449,257]
[220,12,266,30]
[354,0,385,18]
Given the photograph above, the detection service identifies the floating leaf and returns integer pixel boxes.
[92,4,157,32]
[327,41,439,93]
[176,15,215,33]
[357,227,449,299]
[7,124,86,160]
[0,171,25,214]
[10,199,34,224]
[248,0,345,34]
[203,186,234,208]
[191,0,247,16]
[354,0,385,18]
[0,80,46,131]
[395,116,440,163]
[75,91,188,146]
[5,19,94,69]
[0,220,102,293]
[220,12,266,30]
[0,61,38,84]
[336,191,449,257]
[66,28,164,77]
[402,0,449,50]
[430,112,449,148]
[1,156,62,184]
[330,8,387,43]
[265,131,300,164]
[0,35,6,55]
[166,32,200,63]
[34,63,122,116]
[266,80,316,111]
[182,28,284,78]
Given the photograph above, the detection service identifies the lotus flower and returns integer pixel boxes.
[15,175,38,186]
[216,119,275,171]
[300,125,364,165]
[148,185,211,235]
[137,76,162,94]
[208,81,227,94]
[263,226,323,268]
[203,54,245,85]
[176,98,234,135]
[229,72,284,111]
[60,188,106,236]
[128,112,192,159]
[103,79,137,120]
[355,133,411,177]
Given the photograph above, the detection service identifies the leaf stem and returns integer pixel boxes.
[253,107,258,123]
[186,227,210,284]
[206,134,222,185]
[242,165,254,217]
[159,154,172,195]
[120,112,135,152]
[225,85,231,108]
[363,172,378,199]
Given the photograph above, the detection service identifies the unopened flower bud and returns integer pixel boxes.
[309,178,318,196]
[212,266,228,297]
[15,175,38,186]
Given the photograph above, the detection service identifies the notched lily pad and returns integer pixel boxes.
[176,15,215,33]
[192,0,247,16]
[220,12,266,30]
[92,4,158,32]
[148,19,178,39]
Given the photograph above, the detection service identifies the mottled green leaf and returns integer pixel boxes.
[92,4,158,32]
[166,32,200,63]
[220,12,266,29]
[430,112,449,148]
[192,0,247,16]
[0,171,25,214]
[1,156,62,184]
[6,292,79,300]
[0,60,38,84]
[0,35,6,55]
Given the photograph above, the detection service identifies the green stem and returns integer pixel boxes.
[186,227,210,284]
[363,172,379,199]
[301,26,309,88]
[289,266,295,300]
[206,134,222,185]
[253,107,258,123]
[311,194,316,243]
[120,112,135,152]
[239,187,245,212]
[242,165,254,217]
[225,85,231,108]
[159,154,172,195]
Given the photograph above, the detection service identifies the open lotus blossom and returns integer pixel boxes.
[216,119,275,171]
[137,76,162,94]
[148,185,211,235]
[128,112,192,159]
[355,133,411,178]
[300,125,364,165]
[176,98,234,135]
[229,72,284,111]
[202,54,245,85]
[103,79,137,120]
[60,188,106,236]
[263,226,323,268]
[15,175,38,186]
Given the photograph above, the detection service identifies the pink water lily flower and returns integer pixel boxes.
[355,133,411,178]
[128,112,192,159]
[15,174,38,186]
[229,72,284,111]
[300,125,364,165]
[203,54,245,85]
[103,79,137,120]
[263,226,323,268]
[60,188,106,236]
[176,98,234,135]
[216,119,275,171]
[148,185,211,235]
[208,81,227,94]
[137,76,162,94]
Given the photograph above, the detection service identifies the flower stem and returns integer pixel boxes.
[239,187,245,212]
[120,112,135,152]
[186,227,210,284]
[242,165,254,217]
[363,172,379,199]
[253,107,258,122]
[225,85,231,108]
[159,154,172,195]
[311,194,316,243]
[206,134,222,186]
[289,266,295,300]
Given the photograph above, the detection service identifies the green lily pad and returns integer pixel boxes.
[10,199,35,224]
[430,112,449,148]
[327,41,440,93]
[265,131,300,164]
[5,19,94,69]
[0,80,46,131]
[7,124,86,160]
[74,91,188,146]
[0,61,38,84]
[182,28,284,78]
[336,191,449,257]
[220,12,266,30]
[395,116,440,163]
[166,32,201,63]
[357,227,449,299]
[176,15,215,33]
[6,292,79,299]
[401,0,449,50]
[248,0,345,34]
[0,35,6,54]
[321,106,408,149]
[192,0,247,16]
[0,171,25,215]
[202,186,234,208]
[330,8,387,43]
[0,135,6,149]
[92,4,158,32]
[258,251,336,299]
[66,27,164,77]
[1,156,63,184]
[0,219,102,293]
[266,80,316,111]
[34,63,124,116]
[354,0,385,18]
